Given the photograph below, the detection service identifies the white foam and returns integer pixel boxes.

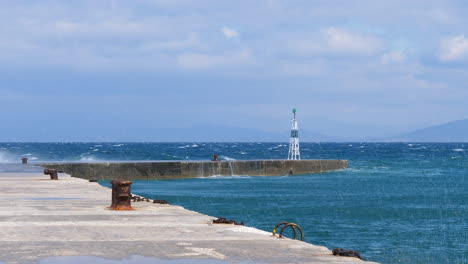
[452,149,464,152]
[220,155,236,161]
[113,144,124,147]
[80,156,96,161]
[0,151,14,163]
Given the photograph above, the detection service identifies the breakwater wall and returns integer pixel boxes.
[38,159,348,180]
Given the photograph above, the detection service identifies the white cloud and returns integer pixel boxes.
[177,49,252,69]
[324,27,382,54]
[290,27,383,56]
[221,27,239,39]
[439,35,468,61]
[380,50,406,64]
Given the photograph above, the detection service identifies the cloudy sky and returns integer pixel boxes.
[1,0,468,141]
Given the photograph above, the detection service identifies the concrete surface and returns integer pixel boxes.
[0,172,377,264]
[38,159,348,180]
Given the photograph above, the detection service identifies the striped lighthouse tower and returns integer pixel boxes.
[288,108,301,160]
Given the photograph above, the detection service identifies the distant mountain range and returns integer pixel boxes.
[383,119,468,142]
[150,124,339,142]
[2,118,467,142]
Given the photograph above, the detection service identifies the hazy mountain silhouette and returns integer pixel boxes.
[385,119,468,142]
[152,124,340,142]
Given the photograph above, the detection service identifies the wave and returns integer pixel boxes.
[220,155,236,161]
[206,175,252,179]
[0,151,15,163]
[80,156,97,161]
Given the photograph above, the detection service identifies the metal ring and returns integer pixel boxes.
[279,223,304,241]
[272,222,290,237]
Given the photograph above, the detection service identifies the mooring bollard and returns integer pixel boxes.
[21,158,28,164]
[212,154,219,161]
[43,168,58,180]
[110,180,133,210]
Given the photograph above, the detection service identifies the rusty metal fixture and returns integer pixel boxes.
[21,158,28,164]
[212,155,219,161]
[279,223,304,241]
[110,180,133,210]
[153,199,169,204]
[272,222,291,237]
[332,248,363,260]
[272,222,304,241]
[43,168,58,180]
[212,217,244,225]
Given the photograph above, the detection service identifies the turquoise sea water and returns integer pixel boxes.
[0,142,467,263]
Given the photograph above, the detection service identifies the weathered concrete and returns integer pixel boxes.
[0,172,377,264]
[38,159,348,180]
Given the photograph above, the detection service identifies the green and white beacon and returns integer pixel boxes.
[288,108,301,160]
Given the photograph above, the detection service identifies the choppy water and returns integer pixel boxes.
[1,142,467,263]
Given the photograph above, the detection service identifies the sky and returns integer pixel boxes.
[1,0,468,141]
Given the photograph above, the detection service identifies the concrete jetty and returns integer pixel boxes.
[38,159,348,180]
[0,171,377,264]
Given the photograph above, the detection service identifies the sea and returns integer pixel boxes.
[0,142,467,264]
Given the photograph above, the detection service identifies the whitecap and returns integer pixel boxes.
[178,145,189,149]
[92,149,99,152]
[113,144,124,147]
[30,157,38,160]
[80,156,96,161]
[191,144,199,147]
[22,153,32,156]
[452,149,464,152]
[207,175,251,179]
[240,152,247,155]
[220,155,236,161]
[0,152,14,163]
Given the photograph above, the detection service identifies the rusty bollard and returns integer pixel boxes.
[44,168,58,180]
[21,158,28,164]
[110,180,133,210]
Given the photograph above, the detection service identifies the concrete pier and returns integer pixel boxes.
[38,159,348,180]
[0,171,377,264]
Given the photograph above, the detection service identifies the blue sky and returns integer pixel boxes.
[1,0,468,141]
